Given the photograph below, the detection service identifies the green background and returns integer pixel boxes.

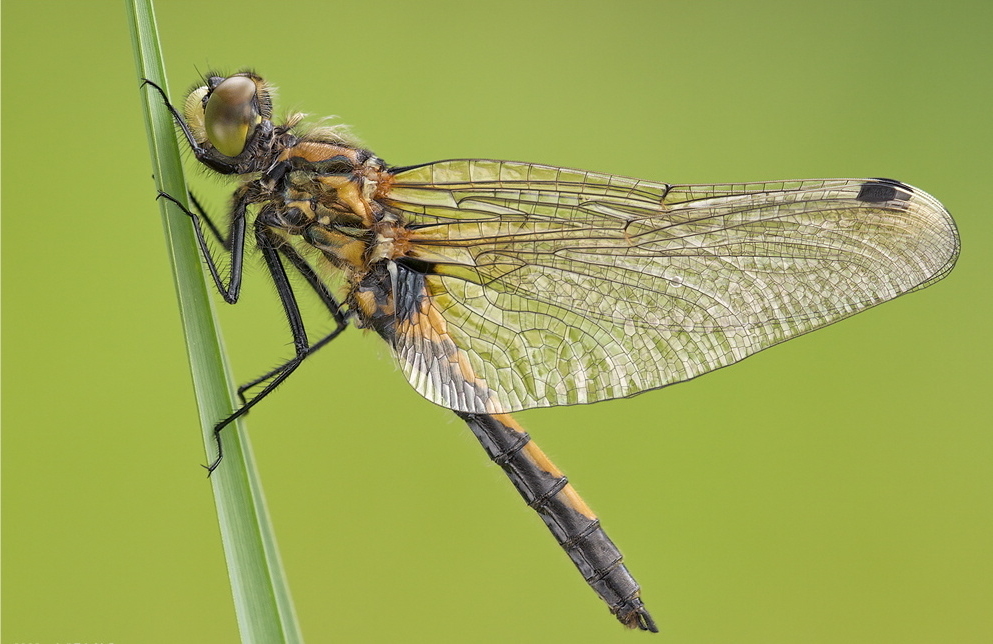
[3,1,990,642]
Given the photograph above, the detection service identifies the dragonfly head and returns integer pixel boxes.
[184,71,274,166]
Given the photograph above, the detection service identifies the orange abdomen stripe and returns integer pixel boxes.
[457,411,657,632]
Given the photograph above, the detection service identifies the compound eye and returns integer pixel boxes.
[203,75,261,157]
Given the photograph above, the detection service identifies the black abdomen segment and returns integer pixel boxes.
[457,412,658,632]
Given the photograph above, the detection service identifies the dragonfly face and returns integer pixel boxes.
[150,70,960,632]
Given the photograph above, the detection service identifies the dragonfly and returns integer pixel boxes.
[144,70,959,632]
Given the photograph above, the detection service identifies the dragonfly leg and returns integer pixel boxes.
[235,240,350,405]
[457,412,658,632]
[202,218,347,473]
[187,191,229,248]
[156,188,248,303]
[140,78,217,165]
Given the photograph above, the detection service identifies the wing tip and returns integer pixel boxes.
[857,178,914,203]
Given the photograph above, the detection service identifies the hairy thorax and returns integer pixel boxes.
[259,139,414,332]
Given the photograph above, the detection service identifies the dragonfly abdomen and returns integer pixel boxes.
[457,412,658,632]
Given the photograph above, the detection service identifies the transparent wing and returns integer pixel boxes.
[380,159,960,414]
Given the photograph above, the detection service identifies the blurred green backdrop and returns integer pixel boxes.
[3,1,990,642]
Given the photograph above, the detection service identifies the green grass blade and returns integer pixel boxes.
[126,1,304,641]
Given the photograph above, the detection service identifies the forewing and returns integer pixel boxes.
[380,159,959,413]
